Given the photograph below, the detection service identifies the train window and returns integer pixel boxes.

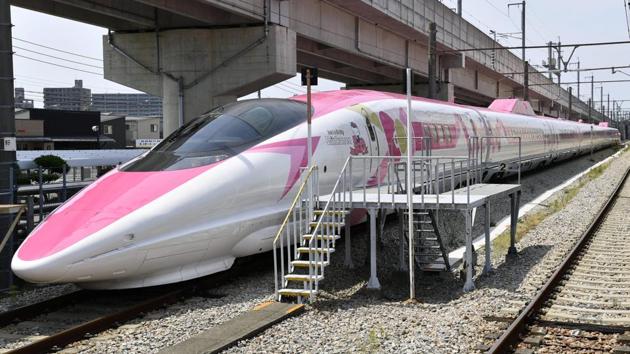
[434,126,441,143]
[443,126,451,142]
[122,99,309,171]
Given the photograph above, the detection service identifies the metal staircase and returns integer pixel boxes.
[273,159,352,303]
[401,210,451,272]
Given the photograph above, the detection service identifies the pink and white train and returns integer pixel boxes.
[12,90,619,289]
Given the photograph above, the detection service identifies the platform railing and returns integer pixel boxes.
[350,155,476,209]
[273,165,318,301]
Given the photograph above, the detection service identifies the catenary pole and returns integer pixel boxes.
[567,87,573,120]
[577,60,581,100]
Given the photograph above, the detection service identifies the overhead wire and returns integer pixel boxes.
[14,54,103,76]
[12,37,103,62]
[14,46,104,69]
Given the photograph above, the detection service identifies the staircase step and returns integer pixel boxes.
[279,289,317,298]
[421,263,448,272]
[284,274,324,282]
[310,222,344,228]
[302,234,341,241]
[297,247,335,254]
[291,260,329,268]
[314,210,349,216]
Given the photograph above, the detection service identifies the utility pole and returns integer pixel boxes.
[567,86,573,120]
[599,86,604,115]
[0,0,17,291]
[509,1,526,99]
[607,94,610,120]
[588,98,592,124]
[546,42,554,80]
[457,0,462,16]
[588,75,594,121]
[577,60,581,100]
[523,61,529,101]
[591,77,595,120]
[556,41,562,86]
[428,22,438,99]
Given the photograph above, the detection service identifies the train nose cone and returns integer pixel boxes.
[11,253,69,284]
[11,166,212,284]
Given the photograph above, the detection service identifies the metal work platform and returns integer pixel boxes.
[319,183,521,210]
[273,137,523,303]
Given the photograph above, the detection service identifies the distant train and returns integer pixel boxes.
[12,90,620,289]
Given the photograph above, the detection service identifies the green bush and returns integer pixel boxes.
[16,172,60,185]
[34,155,68,174]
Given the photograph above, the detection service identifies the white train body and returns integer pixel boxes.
[12,90,619,289]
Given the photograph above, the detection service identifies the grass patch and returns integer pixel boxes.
[491,152,622,254]
[360,327,386,353]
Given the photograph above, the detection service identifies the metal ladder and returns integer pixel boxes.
[401,210,451,272]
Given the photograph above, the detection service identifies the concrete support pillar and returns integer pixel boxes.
[161,76,181,136]
[104,25,296,136]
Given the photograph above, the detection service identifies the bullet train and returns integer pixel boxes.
[12,90,619,289]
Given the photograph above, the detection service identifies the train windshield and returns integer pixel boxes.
[122,99,308,171]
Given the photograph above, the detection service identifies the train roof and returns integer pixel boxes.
[289,89,613,129]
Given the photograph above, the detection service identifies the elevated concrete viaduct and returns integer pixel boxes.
[11,0,608,135]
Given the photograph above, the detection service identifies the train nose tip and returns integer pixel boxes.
[11,254,69,284]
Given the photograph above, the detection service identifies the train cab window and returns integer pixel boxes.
[433,126,441,143]
[122,99,308,171]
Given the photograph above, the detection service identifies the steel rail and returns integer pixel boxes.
[0,289,87,327]
[6,288,189,354]
[0,254,268,353]
[487,166,630,353]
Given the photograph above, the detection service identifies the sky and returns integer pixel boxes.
[9,1,630,114]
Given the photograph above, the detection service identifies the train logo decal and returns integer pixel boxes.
[349,122,368,156]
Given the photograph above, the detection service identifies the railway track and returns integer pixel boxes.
[0,254,267,353]
[488,167,630,353]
